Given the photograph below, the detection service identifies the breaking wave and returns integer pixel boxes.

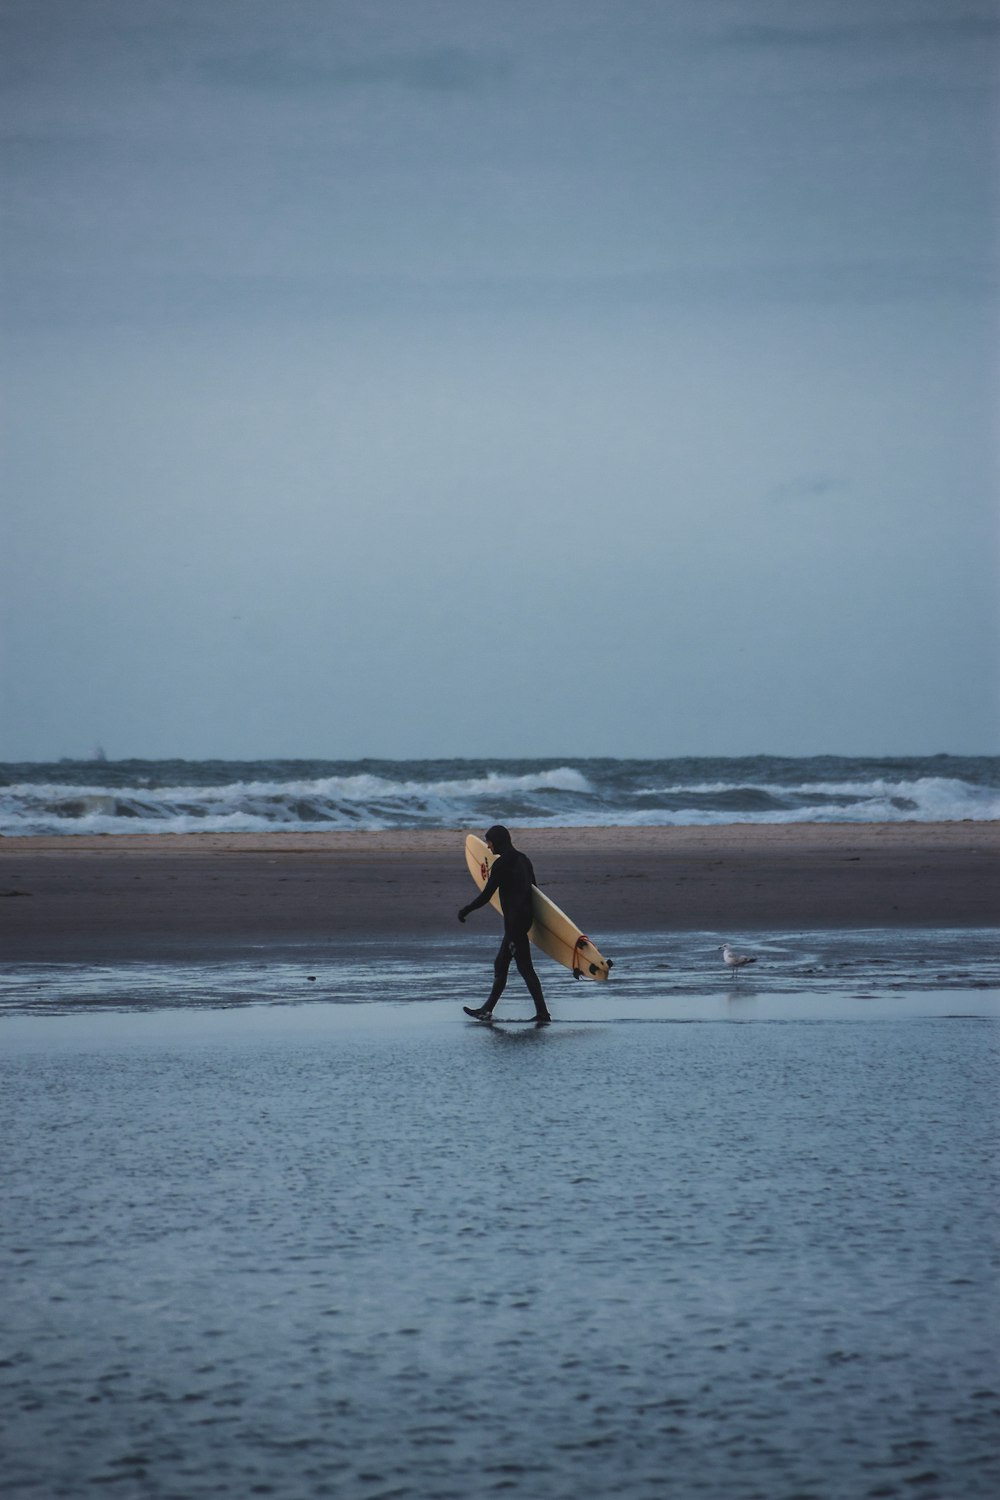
[0,756,996,835]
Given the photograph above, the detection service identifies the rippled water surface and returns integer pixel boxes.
[2,933,998,1500]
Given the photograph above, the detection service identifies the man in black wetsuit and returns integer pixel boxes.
[458,824,551,1024]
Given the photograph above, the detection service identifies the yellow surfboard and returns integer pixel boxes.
[464,833,612,982]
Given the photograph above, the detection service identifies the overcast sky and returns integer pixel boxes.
[2,0,998,761]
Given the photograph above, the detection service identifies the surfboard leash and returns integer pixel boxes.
[573,934,612,979]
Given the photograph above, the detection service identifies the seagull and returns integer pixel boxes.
[720,943,756,977]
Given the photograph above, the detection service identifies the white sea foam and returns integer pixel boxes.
[1,761,995,836]
[642,775,1000,823]
[0,766,597,836]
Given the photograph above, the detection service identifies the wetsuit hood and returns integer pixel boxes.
[484,824,513,854]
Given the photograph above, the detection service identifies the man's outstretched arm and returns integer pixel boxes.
[458,862,502,922]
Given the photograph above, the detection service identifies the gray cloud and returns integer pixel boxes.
[201,44,514,94]
[721,14,1000,51]
[5,256,993,334]
[3,0,997,757]
[767,477,851,504]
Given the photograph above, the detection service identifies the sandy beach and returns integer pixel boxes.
[4,825,999,1500]
[1,821,995,962]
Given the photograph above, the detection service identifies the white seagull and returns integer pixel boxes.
[720,942,757,977]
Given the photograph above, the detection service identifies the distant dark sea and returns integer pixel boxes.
[1,755,997,835]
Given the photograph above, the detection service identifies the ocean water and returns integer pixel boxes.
[1,754,998,835]
[2,932,998,1500]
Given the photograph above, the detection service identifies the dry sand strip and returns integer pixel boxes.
[0,822,996,963]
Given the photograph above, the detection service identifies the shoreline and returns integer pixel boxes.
[1,822,996,963]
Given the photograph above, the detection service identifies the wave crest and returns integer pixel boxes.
[1,759,995,836]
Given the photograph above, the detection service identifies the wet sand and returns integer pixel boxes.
[4,983,999,1500]
[1,822,996,962]
[3,830,998,1500]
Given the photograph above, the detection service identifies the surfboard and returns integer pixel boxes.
[464,834,612,982]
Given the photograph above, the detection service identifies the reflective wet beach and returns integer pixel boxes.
[2,932,998,1500]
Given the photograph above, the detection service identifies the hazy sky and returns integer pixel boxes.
[3,0,998,760]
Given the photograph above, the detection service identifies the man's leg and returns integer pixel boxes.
[511,932,550,1021]
[481,937,514,1014]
